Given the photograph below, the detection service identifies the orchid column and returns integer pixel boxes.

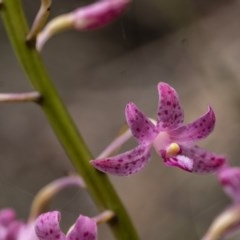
[0,0,138,239]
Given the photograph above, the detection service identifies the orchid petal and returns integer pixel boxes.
[67,215,97,240]
[35,211,65,240]
[18,222,39,240]
[0,208,16,227]
[218,166,240,203]
[169,106,215,142]
[91,144,152,176]
[161,145,225,173]
[182,145,226,173]
[157,82,184,130]
[73,0,130,30]
[125,102,158,144]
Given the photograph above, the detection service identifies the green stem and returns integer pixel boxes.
[0,1,139,239]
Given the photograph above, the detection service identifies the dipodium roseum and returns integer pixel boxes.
[0,208,24,240]
[91,82,226,176]
[35,211,97,240]
[202,165,240,240]
[0,176,92,240]
[217,165,240,203]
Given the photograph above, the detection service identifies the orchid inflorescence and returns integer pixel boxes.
[1,0,240,239]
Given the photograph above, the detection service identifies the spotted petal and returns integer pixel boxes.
[183,145,225,173]
[35,211,65,240]
[218,166,240,203]
[125,102,158,144]
[162,145,225,173]
[67,215,97,240]
[91,144,152,176]
[157,82,184,130]
[169,106,215,142]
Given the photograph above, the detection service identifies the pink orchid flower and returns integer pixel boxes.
[202,165,240,240]
[35,211,97,240]
[0,208,25,240]
[91,82,226,176]
[218,165,240,203]
[0,176,97,240]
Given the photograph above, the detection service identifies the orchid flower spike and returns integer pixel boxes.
[35,211,97,240]
[91,82,226,176]
[36,0,130,50]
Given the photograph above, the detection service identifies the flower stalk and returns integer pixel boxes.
[26,0,52,41]
[0,0,138,239]
[0,92,41,103]
[28,175,86,221]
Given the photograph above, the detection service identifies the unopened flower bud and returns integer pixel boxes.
[37,0,131,51]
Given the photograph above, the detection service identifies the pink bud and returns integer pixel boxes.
[73,0,130,30]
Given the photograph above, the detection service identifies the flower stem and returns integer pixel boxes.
[0,92,41,103]
[0,1,139,239]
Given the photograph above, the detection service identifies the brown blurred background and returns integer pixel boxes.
[1,0,240,239]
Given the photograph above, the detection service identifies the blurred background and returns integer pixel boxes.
[1,0,240,239]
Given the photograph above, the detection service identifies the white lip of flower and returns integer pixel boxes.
[152,132,170,152]
[174,155,193,170]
